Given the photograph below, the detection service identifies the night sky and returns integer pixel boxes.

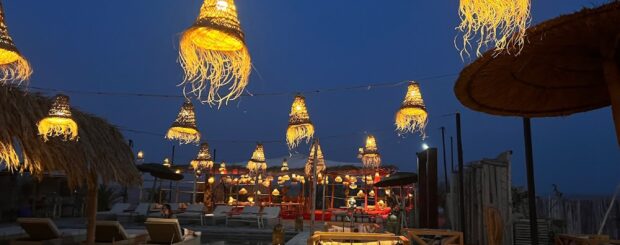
[5,0,618,195]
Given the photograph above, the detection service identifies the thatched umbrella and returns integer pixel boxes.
[0,87,141,244]
[454,2,620,244]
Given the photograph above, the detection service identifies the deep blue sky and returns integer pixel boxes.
[6,0,618,195]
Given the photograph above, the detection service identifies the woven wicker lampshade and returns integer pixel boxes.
[166,100,200,144]
[247,143,266,173]
[361,135,381,168]
[238,187,248,195]
[38,94,78,141]
[281,158,289,172]
[0,2,31,84]
[457,0,530,57]
[286,94,314,149]
[395,82,428,136]
[304,140,325,178]
[191,142,214,170]
[179,0,251,105]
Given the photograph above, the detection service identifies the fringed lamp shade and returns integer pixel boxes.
[456,0,530,57]
[179,0,251,105]
[361,135,381,168]
[304,141,325,178]
[0,2,31,84]
[191,142,214,170]
[38,94,78,141]
[166,100,200,144]
[395,82,428,136]
[281,158,289,172]
[247,143,266,173]
[286,95,314,149]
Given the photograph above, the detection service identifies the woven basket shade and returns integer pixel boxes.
[166,100,200,144]
[191,142,214,170]
[361,134,381,168]
[395,81,428,135]
[179,0,251,105]
[37,94,78,141]
[286,94,314,149]
[454,2,620,146]
[247,143,266,173]
[0,2,31,84]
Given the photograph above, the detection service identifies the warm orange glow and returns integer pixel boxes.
[395,82,427,135]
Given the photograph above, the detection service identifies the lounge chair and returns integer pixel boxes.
[308,232,410,245]
[205,205,232,225]
[11,218,85,245]
[117,203,150,222]
[176,204,205,225]
[225,206,261,227]
[259,207,281,228]
[144,218,200,245]
[93,221,147,244]
[96,203,131,219]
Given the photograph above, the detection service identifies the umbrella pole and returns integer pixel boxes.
[85,172,98,245]
[603,55,620,146]
[523,118,539,245]
[456,113,466,237]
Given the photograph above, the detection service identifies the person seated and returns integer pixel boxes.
[160,204,176,218]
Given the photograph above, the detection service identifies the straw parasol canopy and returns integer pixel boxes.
[137,163,184,181]
[454,2,620,146]
[0,87,140,187]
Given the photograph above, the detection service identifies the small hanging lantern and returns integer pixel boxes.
[195,169,203,177]
[191,142,214,170]
[247,196,254,203]
[335,176,343,183]
[219,162,227,174]
[286,94,314,149]
[238,187,248,195]
[281,158,289,172]
[361,135,381,168]
[357,190,365,198]
[208,176,215,184]
[456,0,530,57]
[304,140,326,178]
[349,183,358,189]
[395,82,428,135]
[0,2,32,85]
[257,190,262,195]
[179,0,251,105]
[38,94,78,141]
[272,188,280,196]
[263,179,271,187]
[136,150,144,160]
[228,196,235,205]
[175,169,182,174]
[166,100,200,144]
[385,189,391,196]
[369,190,376,197]
[163,158,171,168]
[247,143,266,173]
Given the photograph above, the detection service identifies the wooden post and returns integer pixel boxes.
[456,113,466,240]
[85,172,98,245]
[330,182,335,209]
[417,151,428,228]
[427,148,439,229]
[523,118,538,245]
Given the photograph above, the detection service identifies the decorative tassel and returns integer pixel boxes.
[38,94,78,141]
[286,94,314,149]
[166,100,201,144]
[456,0,530,57]
[395,81,428,136]
[179,0,251,105]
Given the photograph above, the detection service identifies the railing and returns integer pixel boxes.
[404,229,464,245]
[308,232,410,245]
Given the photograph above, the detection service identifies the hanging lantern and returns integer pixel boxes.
[456,0,530,57]
[361,135,381,168]
[286,95,314,149]
[191,143,214,170]
[357,190,365,198]
[228,196,236,205]
[163,158,171,168]
[281,158,289,172]
[272,188,280,196]
[219,162,227,174]
[349,183,358,190]
[395,82,428,135]
[179,0,251,105]
[175,169,182,174]
[166,100,200,144]
[377,200,386,209]
[369,190,375,197]
[247,196,254,203]
[282,174,290,181]
[238,188,248,195]
[208,176,215,184]
[263,180,271,187]
[136,150,144,160]
[195,169,203,177]
[0,2,31,85]
[304,140,326,178]
[257,190,262,195]
[247,143,266,173]
[335,176,343,183]
[385,189,391,196]
[38,94,78,141]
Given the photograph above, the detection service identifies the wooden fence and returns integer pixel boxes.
[448,151,513,245]
[537,197,620,239]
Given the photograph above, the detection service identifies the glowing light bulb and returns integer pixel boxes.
[216,0,228,11]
